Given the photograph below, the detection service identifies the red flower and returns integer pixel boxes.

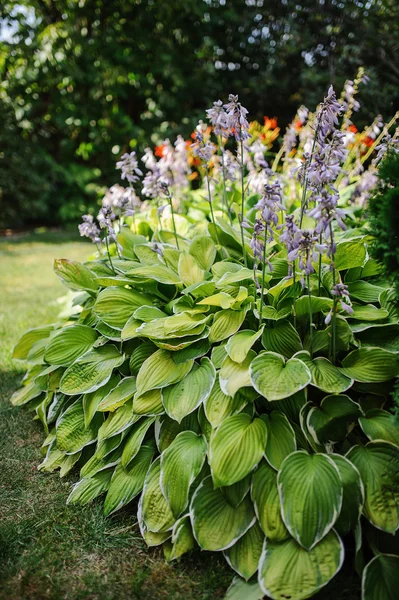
[154,144,165,158]
[349,124,358,133]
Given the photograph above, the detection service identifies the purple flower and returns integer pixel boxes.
[116,151,143,183]
[288,230,327,276]
[78,214,101,244]
[223,94,250,142]
[191,121,216,164]
[206,100,230,138]
[325,283,353,324]
[316,86,343,141]
[280,214,301,255]
[308,189,346,240]
[254,180,285,235]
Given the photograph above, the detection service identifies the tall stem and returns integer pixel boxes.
[219,138,232,224]
[317,232,323,297]
[307,272,313,357]
[299,121,321,228]
[105,236,115,274]
[240,139,248,266]
[292,261,297,330]
[259,225,268,328]
[206,167,220,246]
[168,194,180,250]
[329,224,337,365]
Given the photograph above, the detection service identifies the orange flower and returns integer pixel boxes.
[264,116,278,129]
[294,119,303,131]
[154,144,165,158]
[349,124,358,133]
[363,136,374,148]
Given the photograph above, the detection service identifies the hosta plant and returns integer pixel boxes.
[11,85,399,600]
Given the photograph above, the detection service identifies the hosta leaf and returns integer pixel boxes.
[250,352,311,401]
[136,349,194,396]
[98,399,139,441]
[59,345,124,395]
[209,309,247,344]
[133,389,164,415]
[67,469,113,505]
[340,348,399,383]
[94,287,154,329]
[13,325,55,360]
[225,328,264,363]
[82,374,120,427]
[44,325,98,366]
[197,292,236,309]
[258,530,344,600]
[258,304,292,321]
[54,259,98,294]
[307,394,361,445]
[362,554,399,600]
[80,447,121,479]
[263,412,296,470]
[160,431,207,517]
[261,321,302,358]
[56,399,103,453]
[121,316,142,340]
[251,460,288,542]
[172,337,210,364]
[164,515,195,561]
[221,475,251,508]
[162,357,215,423]
[313,317,355,353]
[349,304,389,321]
[294,296,333,318]
[346,441,399,533]
[334,237,367,270]
[224,578,264,600]
[140,457,175,533]
[189,235,217,271]
[129,342,157,375]
[347,281,386,303]
[190,475,255,551]
[359,409,399,445]
[217,267,260,287]
[219,351,255,397]
[103,441,156,515]
[98,376,137,411]
[204,376,247,428]
[295,351,353,394]
[127,264,181,285]
[330,454,364,536]
[209,414,267,487]
[278,451,343,550]
[153,328,210,351]
[10,381,42,406]
[121,417,155,467]
[133,306,168,321]
[156,413,200,453]
[178,252,206,286]
[356,325,399,353]
[224,522,264,581]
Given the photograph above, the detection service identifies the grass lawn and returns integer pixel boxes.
[0,230,361,600]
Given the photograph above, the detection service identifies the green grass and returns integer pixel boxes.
[0,230,361,600]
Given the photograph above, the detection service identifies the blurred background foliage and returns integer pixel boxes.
[1,0,399,228]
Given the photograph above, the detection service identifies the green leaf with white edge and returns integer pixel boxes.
[44,325,98,366]
[251,460,289,542]
[140,457,175,533]
[136,312,209,340]
[313,317,355,353]
[262,321,302,359]
[94,286,154,330]
[334,237,367,270]
[121,417,155,467]
[162,357,215,423]
[224,577,264,600]
[224,522,264,581]
[98,376,137,412]
[250,352,311,401]
[263,412,296,470]
[278,451,343,550]
[197,292,236,309]
[98,399,139,441]
[153,328,210,352]
[163,515,195,561]
[129,342,156,375]
[348,281,386,304]
[95,321,121,341]
[121,316,143,340]
[349,304,390,321]
[258,530,344,600]
[13,325,55,360]
[346,441,399,533]
[299,402,325,453]
[217,268,263,287]
[178,252,206,286]
[211,344,228,368]
[127,263,181,285]
[133,388,164,416]
[103,441,156,515]
[209,309,247,344]
[225,328,264,364]
[80,446,121,479]
[82,373,120,428]
[340,348,399,383]
[190,475,255,551]
[209,413,267,487]
[307,394,361,445]
[160,431,207,517]
[155,413,200,453]
[219,350,255,397]
[59,345,124,396]
[330,454,364,536]
[258,304,292,321]
[189,235,216,271]
[54,258,98,294]
[359,409,399,445]
[356,325,399,353]
[67,468,113,506]
[56,399,103,454]
[10,381,43,407]
[204,376,247,429]
[172,337,210,364]
[295,351,354,394]
[294,296,333,318]
[221,475,251,508]
[133,306,168,322]
[362,554,399,600]
[136,349,193,396]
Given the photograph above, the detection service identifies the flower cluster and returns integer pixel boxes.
[116,151,143,183]
[325,283,354,324]
[78,214,101,244]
